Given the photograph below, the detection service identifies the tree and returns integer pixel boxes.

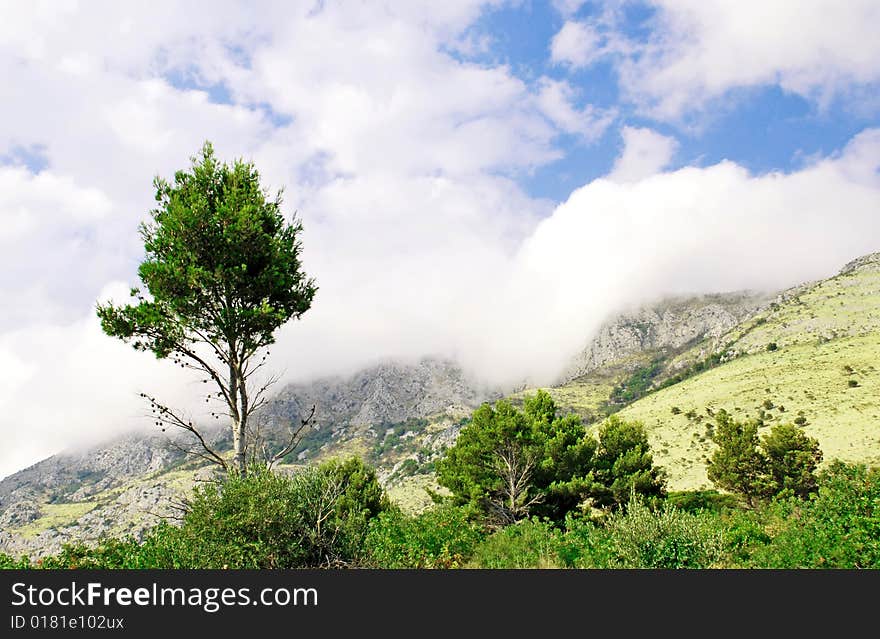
[589,415,667,510]
[760,422,822,498]
[706,410,766,507]
[435,390,664,524]
[706,410,823,505]
[97,142,317,474]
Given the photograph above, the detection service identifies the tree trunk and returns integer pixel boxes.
[229,356,245,475]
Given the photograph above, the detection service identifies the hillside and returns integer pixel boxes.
[616,252,880,489]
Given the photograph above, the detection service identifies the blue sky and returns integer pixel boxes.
[1,0,879,477]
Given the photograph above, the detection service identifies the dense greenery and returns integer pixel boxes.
[435,391,665,525]
[707,410,822,505]
[364,504,485,568]
[3,458,878,570]
[3,459,387,569]
[97,142,317,473]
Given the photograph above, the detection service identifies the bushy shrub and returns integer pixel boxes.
[563,500,725,568]
[0,553,31,569]
[468,519,563,568]
[749,462,880,568]
[364,504,484,568]
[168,459,387,568]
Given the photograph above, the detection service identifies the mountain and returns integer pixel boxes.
[516,251,880,491]
[0,357,497,557]
[3,252,880,558]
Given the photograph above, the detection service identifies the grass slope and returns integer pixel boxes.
[618,334,880,490]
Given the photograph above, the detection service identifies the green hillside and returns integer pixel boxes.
[557,253,880,491]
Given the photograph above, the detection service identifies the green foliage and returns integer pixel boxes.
[760,422,822,498]
[364,505,485,568]
[97,141,316,360]
[437,392,666,524]
[0,553,31,569]
[151,459,387,568]
[96,141,317,473]
[749,462,880,568]
[707,410,822,504]
[605,358,665,409]
[563,500,724,568]
[436,390,595,524]
[766,342,778,352]
[468,519,563,568]
[706,410,767,505]
[589,415,667,510]
[666,489,739,514]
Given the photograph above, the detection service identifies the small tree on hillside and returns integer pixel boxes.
[589,415,667,510]
[760,422,823,498]
[436,391,595,525]
[706,410,766,507]
[707,410,823,505]
[436,391,666,524]
[97,142,318,474]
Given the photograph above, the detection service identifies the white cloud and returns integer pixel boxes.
[609,126,679,182]
[611,0,880,119]
[552,1,591,18]
[550,20,602,68]
[535,78,616,141]
[500,128,880,383]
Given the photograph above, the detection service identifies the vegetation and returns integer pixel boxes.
[97,142,317,474]
[435,391,665,525]
[707,410,822,505]
[4,455,879,570]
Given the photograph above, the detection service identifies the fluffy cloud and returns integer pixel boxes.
[550,20,602,68]
[609,126,679,182]
[616,0,880,119]
[503,128,880,383]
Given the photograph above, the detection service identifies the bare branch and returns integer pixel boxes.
[143,392,228,472]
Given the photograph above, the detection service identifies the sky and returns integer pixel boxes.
[1,0,880,479]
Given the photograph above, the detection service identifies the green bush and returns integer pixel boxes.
[364,505,484,568]
[170,460,388,568]
[0,553,31,569]
[562,500,726,568]
[749,462,880,568]
[468,519,563,568]
[666,490,739,514]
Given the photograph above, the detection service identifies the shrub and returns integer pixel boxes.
[364,505,484,569]
[600,500,726,568]
[749,462,880,568]
[666,490,738,514]
[468,519,563,568]
[766,342,778,352]
[156,459,388,568]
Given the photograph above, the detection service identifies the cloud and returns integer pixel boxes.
[499,128,880,383]
[609,126,679,182]
[552,1,591,18]
[610,0,880,120]
[535,78,616,141]
[550,20,602,68]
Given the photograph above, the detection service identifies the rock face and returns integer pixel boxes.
[0,433,190,510]
[265,356,498,431]
[561,292,771,383]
